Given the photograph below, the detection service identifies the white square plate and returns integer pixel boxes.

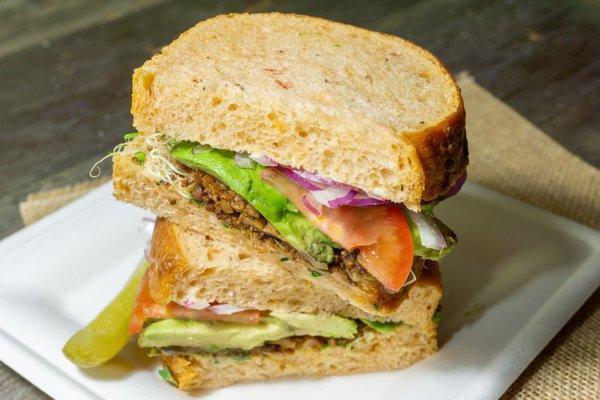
[0,182,598,400]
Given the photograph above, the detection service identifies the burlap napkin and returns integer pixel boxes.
[18,74,599,399]
[19,178,110,226]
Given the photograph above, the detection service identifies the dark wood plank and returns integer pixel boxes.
[0,0,167,57]
[2,0,598,238]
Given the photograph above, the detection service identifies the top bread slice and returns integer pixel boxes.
[131,13,467,208]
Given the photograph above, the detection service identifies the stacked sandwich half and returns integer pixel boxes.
[64,13,468,391]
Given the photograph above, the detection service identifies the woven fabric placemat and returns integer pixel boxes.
[19,178,109,226]
[17,74,599,399]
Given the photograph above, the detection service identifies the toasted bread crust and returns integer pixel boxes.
[130,13,467,207]
[373,24,468,200]
[162,320,437,391]
[409,101,468,200]
[147,218,188,305]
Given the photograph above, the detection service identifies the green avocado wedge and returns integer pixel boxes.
[170,141,338,264]
[138,313,358,352]
[271,312,357,338]
[62,259,149,368]
[139,318,292,352]
[359,318,399,333]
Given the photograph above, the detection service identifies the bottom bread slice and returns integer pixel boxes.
[161,321,437,391]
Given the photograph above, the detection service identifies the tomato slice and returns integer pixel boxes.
[356,206,414,291]
[129,272,261,334]
[262,168,414,291]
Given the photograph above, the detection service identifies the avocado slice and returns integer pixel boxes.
[138,313,358,352]
[359,318,399,333]
[139,318,293,351]
[271,312,357,338]
[170,141,337,264]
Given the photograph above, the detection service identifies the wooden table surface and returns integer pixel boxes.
[1,0,598,398]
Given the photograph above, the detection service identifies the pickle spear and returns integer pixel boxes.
[63,259,149,368]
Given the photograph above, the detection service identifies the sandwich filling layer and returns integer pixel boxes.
[143,319,388,361]
[119,133,457,298]
[179,166,423,301]
[63,260,430,372]
[131,269,406,357]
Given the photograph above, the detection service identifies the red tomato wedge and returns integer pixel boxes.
[128,272,261,334]
[262,168,414,292]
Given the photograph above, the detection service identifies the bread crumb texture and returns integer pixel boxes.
[162,321,437,391]
[131,13,467,207]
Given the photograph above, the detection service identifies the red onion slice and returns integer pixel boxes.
[346,193,392,207]
[328,189,358,207]
[301,194,322,216]
[289,168,335,186]
[406,210,446,250]
[276,167,322,190]
[310,187,355,207]
[277,166,358,188]
[267,166,395,209]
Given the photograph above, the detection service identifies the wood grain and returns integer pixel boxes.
[0,0,598,398]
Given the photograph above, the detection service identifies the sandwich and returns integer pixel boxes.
[111,12,468,317]
[64,218,442,390]
[65,12,468,389]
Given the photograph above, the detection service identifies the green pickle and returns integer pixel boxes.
[62,259,149,368]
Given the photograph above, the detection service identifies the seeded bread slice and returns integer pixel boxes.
[162,320,437,391]
[131,13,467,209]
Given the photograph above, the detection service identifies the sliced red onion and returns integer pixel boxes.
[311,187,356,207]
[276,167,322,190]
[346,193,392,207]
[328,189,358,207]
[208,304,251,315]
[406,210,446,250]
[249,154,278,167]
[289,168,336,186]
[234,153,257,169]
[271,166,394,209]
[301,194,322,216]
